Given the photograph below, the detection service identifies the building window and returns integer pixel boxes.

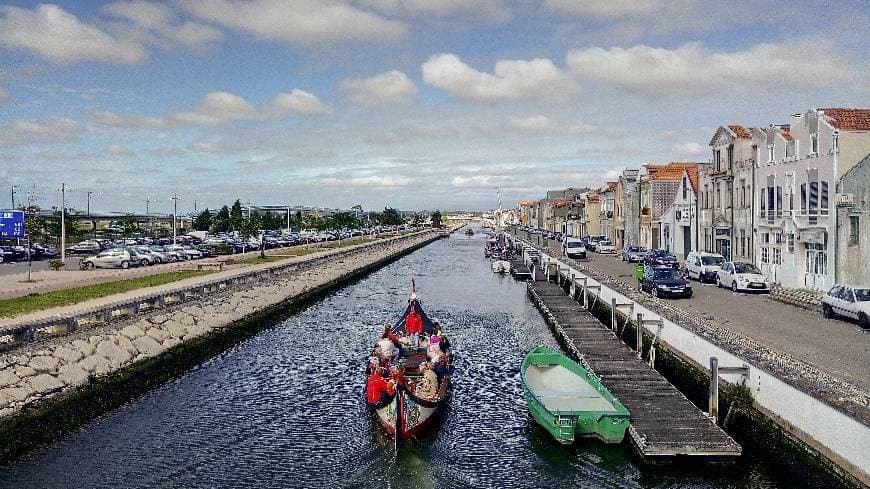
[682,176,687,200]
[811,132,818,155]
[821,181,829,209]
[785,140,795,158]
[727,145,734,170]
[772,247,782,265]
[740,229,746,256]
[726,181,733,208]
[776,186,783,216]
[788,233,795,253]
[768,145,775,163]
[850,216,860,244]
[761,246,769,264]
[833,133,839,152]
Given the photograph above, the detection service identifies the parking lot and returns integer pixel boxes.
[564,246,870,393]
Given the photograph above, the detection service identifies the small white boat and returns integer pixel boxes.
[491,260,510,274]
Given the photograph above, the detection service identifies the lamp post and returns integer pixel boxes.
[171,193,179,244]
[57,183,67,263]
[11,185,18,210]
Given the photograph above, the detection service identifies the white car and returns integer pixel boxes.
[562,237,587,259]
[822,285,870,328]
[596,240,616,254]
[685,251,726,283]
[80,248,139,269]
[715,262,770,292]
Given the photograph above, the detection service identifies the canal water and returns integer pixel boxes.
[0,230,831,488]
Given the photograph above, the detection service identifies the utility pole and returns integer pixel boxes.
[171,193,179,244]
[146,197,151,237]
[59,183,66,263]
[86,191,93,216]
[287,206,291,231]
[11,185,18,210]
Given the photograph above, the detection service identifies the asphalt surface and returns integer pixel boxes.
[570,248,870,393]
[0,259,52,277]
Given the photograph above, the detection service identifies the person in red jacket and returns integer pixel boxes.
[405,305,423,349]
[366,368,395,405]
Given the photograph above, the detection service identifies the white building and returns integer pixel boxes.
[660,165,706,260]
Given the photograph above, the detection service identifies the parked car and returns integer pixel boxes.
[67,240,104,255]
[0,246,15,263]
[132,246,164,265]
[585,236,604,251]
[80,248,139,269]
[822,286,870,328]
[685,251,726,283]
[644,249,679,269]
[150,245,183,262]
[562,237,587,259]
[621,246,648,263]
[596,240,616,254]
[31,243,59,259]
[716,262,770,292]
[641,266,693,298]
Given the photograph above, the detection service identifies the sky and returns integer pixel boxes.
[0,1,868,214]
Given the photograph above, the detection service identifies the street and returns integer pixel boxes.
[559,247,870,393]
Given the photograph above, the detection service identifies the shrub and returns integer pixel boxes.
[47,259,65,271]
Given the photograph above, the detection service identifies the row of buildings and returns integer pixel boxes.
[516,108,870,291]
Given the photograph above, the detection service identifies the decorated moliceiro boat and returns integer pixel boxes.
[521,346,629,444]
[365,281,453,449]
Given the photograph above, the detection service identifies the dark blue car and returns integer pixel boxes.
[642,266,693,298]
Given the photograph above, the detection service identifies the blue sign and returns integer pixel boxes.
[0,211,26,238]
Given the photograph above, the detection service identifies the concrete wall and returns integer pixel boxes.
[836,154,870,287]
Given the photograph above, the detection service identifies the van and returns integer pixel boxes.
[562,237,587,259]
[685,251,726,283]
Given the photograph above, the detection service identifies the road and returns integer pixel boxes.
[562,247,870,393]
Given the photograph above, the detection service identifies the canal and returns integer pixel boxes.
[0,230,834,488]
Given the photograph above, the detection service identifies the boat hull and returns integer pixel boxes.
[374,388,445,444]
[521,346,630,444]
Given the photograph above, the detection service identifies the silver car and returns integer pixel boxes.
[80,248,139,269]
[822,285,870,328]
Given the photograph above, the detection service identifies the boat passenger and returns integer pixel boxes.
[434,326,450,352]
[378,324,400,359]
[414,362,438,400]
[366,367,396,405]
[433,355,451,383]
[405,306,423,349]
[427,334,442,362]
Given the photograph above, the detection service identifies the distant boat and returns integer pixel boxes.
[521,346,629,444]
[491,259,510,274]
[464,228,475,236]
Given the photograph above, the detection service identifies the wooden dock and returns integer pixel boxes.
[527,277,742,459]
[509,258,531,279]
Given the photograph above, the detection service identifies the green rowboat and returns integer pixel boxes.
[521,346,630,444]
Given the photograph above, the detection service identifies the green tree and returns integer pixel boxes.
[45,210,83,245]
[25,215,46,241]
[230,199,244,232]
[241,211,261,240]
[412,213,424,225]
[194,208,213,231]
[261,211,282,230]
[119,214,139,237]
[430,210,443,228]
[327,212,358,230]
[213,205,230,233]
[379,207,404,226]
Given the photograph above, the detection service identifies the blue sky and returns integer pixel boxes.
[1,1,868,213]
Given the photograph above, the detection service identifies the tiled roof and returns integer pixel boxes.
[779,128,794,142]
[819,108,870,131]
[518,200,536,206]
[728,125,752,139]
[685,166,699,194]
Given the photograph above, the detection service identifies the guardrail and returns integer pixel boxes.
[0,230,438,351]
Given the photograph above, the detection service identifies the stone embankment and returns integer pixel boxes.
[0,230,443,420]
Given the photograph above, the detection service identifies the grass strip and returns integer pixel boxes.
[0,270,215,318]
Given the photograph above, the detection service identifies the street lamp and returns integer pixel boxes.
[11,185,19,210]
[171,193,179,244]
[56,183,68,263]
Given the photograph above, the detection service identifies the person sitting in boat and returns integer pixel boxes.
[414,362,438,400]
[378,324,400,359]
[433,355,451,383]
[367,348,381,375]
[405,305,423,350]
[433,325,450,353]
[427,334,442,362]
[366,367,396,405]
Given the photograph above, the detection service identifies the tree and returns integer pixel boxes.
[119,214,139,237]
[213,206,230,233]
[431,210,442,228]
[412,213,424,225]
[230,199,244,232]
[45,210,84,245]
[240,211,261,240]
[379,207,404,226]
[327,212,358,230]
[261,211,282,230]
[194,208,213,231]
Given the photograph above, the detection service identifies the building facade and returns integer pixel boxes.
[836,152,870,287]
[614,169,639,250]
[756,109,870,290]
[660,166,703,259]
[700,125,762,263]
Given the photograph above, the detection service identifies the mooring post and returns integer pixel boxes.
[635,312,644,359]
[709,356,719,420]
[611,297,617,331]
[581,277,588,308]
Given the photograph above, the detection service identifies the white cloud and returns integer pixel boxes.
[507,115,555,132]
[103,1,223,50]
[672,141,706,158]
[543,0,686,19]
[422,53,575,102]
[0,4,146,64]
[339,70,418,106]
[172,91,258,126]
[180,0,406,44]
[357,0,510,22]
[0,117,83,147]
[566,40,863,96]
[91,110,166,129]
[104,144,134,157]
[266,89,334,116]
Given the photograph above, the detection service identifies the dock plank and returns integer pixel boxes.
[527,279,741,460]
